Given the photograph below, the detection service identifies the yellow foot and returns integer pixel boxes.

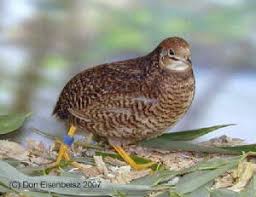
[48,125,78,168]
[57,143,70,163]
[49,142,85,170]
[113,145,155,171]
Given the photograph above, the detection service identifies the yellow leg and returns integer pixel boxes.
[51,126,154,171]
[113,145,154,171]
[49,126,96,170]
[51,125,77,167]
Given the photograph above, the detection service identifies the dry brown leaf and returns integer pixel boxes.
[104,156,126,167]
[126,145,202,171]
[29,155,52,165]
[72,162,101,177]
[128,169,151,181]
[25,139,55,165]
[94,155,109,176]
[3,193,22,197]
[26,139,48,155]
[213,172,235,189]
[2,192,33,197]
[0,140,29,161]
[109,166,132,184]
[108,166,150,184]
[229,161,256,192]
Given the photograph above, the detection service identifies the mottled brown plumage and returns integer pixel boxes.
[53,37,195,146]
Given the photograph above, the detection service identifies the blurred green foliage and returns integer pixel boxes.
[0,0,255,113]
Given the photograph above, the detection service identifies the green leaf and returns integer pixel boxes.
[175,159,239,194]
[196,156,240,170]
[210,189,239,197]
[18,166,49,176]
[151,124,235,141]
[222,144,256,153]
[31,128,57,140]
[0,160,154,196]
[73,156,95,165]
[240,175,256,197]
[184,183,212,197]
[0,183,13,193]
[21,191,53,197]
[179,156,241,176]
[169,192,182,197]
[96,151,158,165]
[0,113,31,135]
[156,192,170,197]
[132,156,240,187]
[140,139,237,154]
[131,170,177,186]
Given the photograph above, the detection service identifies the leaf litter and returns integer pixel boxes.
[0,140,29,162]
[0,130,256,196]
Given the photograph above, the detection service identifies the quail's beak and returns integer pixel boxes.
[167,56,191,71]
[179,58,191,66]
[185,57,192,66]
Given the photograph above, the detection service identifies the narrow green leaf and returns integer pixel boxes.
[140,139,238,154]
[222,144,256,153]
[0,160,153,196]
[132,156,240,187]
[178,156,241,177]
[18,166,49,176]
[169,191,182,197]
[131,170,177,186]
[96,151,153,164]
[196,156,240,170]
[2,158,25,167]
[31,128,57,140]
[0,183,13,193]
[73,156,95,165]
[154,191,171,197]
[0,113,31,135]
[176,159,239,194]
[184,182,212,197]
[152,124,235,141]
[240,175,256,197]
[21,191,53,197]
[210,189,239,197]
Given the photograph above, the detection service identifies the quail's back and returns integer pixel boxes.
[53,37,195,146]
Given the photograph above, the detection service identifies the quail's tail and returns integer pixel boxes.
[52,102,69,120]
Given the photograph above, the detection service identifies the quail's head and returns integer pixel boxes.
[158,37,192,72]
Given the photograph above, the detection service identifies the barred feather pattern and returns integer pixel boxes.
[53,43,195,145]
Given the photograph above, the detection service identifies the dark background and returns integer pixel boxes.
[0,0,255,143]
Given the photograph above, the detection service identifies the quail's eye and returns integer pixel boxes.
[168,49,175,56]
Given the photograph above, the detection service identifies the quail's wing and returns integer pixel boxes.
[68,94,159,123]
[53,55,158,120]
